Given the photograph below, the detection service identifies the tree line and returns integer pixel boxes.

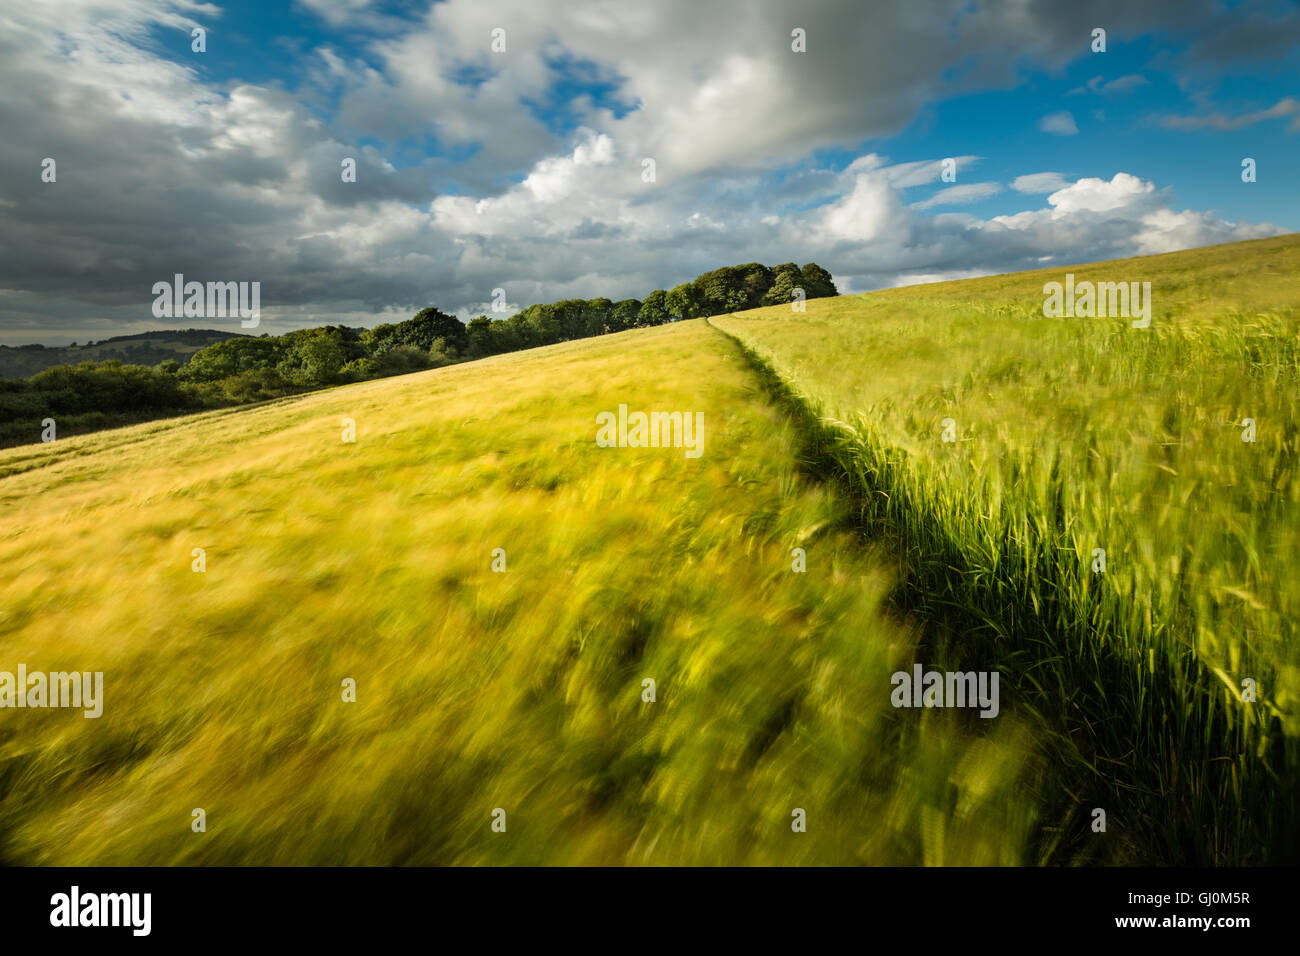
[0,261,836,447]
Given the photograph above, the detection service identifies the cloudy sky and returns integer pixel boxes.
[2,0,1297,343]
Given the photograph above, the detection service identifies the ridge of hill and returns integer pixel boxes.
[0,329,247,379]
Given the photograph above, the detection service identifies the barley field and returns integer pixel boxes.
[2,236,1294,866]
[714,233,1300,864]
[0,320,1034,865]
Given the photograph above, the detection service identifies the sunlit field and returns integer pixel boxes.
[3,236,1294,866]
[714,234,1300,864]
[0,320,1035,865]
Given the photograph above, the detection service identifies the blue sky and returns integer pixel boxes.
[1,0,1296,342]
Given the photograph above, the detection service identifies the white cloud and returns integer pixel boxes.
[1098,74,1150,94]
[884,156,980,188]
[1046,173,1156,214]
[1038,110,1079,135]
[296,0,376,25]
[818,172,907,243]
[1159,96,1300,132]
[1133,208,1283,255]
[1069,74,1150,96]
[911,181,1002,210]
[886,269,996,287]
[0,0,1292,341]
[1011,172,1069,194]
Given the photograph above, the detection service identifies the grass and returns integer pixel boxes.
[4,234,1293,865]
[712,233,1300,864]
[0,319,1035,865]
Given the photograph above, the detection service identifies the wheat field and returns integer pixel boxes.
[3,236,1295,865]
[0,319,1034,865]
[714,234,1300,864]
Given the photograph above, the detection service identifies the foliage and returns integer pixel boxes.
[1,261,838,448]
[714,233,1300,864]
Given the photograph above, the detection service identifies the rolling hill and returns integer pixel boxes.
[0,330,247,380]
[713,233,1300,864]
[1,235,1295,865]
[0,319,1033,865]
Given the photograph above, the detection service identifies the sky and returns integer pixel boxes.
[1,0,1297,344]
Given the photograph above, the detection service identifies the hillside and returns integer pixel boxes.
[0,330,247,379]
[0,261,840,450]
[1,235,1294,866]
[0,320,1032,865]
[713,233,1300,863]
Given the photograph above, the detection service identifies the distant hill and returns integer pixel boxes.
[0,329,248,379]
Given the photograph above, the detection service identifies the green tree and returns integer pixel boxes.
[495,315,532,352]
[548,300,588,341]
[740,262,774,307]
[278,328,349,386]
[799,262,838,299]
[762,265,802,307]
[465,315,496,357]
[638,290,669,326]
[182,337,283,382]
[581,298,613,337]
[390,308,468,356]
[665,282,699,321]
[518,303,561,345]
[360,323,401,357]
[609,299,642,332]
[28,361,194,415]
[220,367,291,403]
[695,263,772,316]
